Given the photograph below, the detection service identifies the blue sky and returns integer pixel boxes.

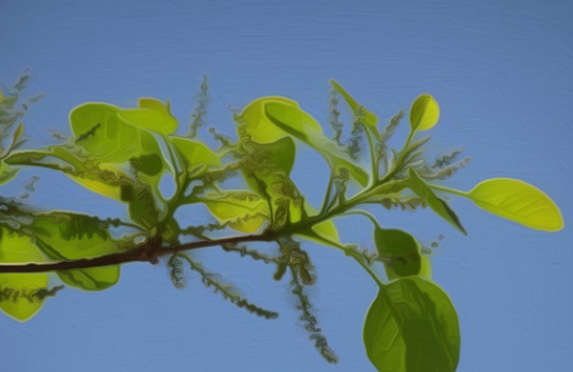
[1,0,572,371]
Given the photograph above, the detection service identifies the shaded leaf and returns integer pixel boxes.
[364,277,460,372]
[374,227,423,280]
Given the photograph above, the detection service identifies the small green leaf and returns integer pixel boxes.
[0,162,19,186]
[169,137,221,177]
[374,227,423,280]
[467,178,564,232]
[0,227,49,321]
[29,213,122,291]
[407,169,466,235]
[330,80,378,127]
[410,94,439,132]
[200,191,270,233]
[364,277,460,372]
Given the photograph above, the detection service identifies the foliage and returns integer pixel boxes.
[0,70,564,371]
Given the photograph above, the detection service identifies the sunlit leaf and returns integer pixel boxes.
[236,97,369,186]
[29,213,122,291]
[169,137,221,177]
[70,103,165,163]
[364,277,460,372]
[467,178,564,232]
[374,227,423,280]
[5,148,126,201]
[0,227,49,321]
[410,94,439,132]
[200,191,270,233]
[118,98,178,135]
[407,169,466,235]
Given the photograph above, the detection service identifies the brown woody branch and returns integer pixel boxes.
[0,233,273,274]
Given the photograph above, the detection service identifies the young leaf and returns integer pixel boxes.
[236,97,369,186]
[199,191,270,233]
[374,227,423,280]
[364,277,460,372]
[407,168,467,235]
[169,137,221,177]
[330,80,378,128]
[467,178,564,232]
[0,227,49,321]
[410,94,439,132]
[29,213,122,291]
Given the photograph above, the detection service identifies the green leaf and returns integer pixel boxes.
[5,147,128,201]
[467,178,564,232]
[0,227,49,321]
[236,97,369,186]
[330,80,378,127]
[169,136,221,177]
[70,103,165,163]
[407,169,467,235]
[0,162,19,186]
[200,191,270,233]
[364,277,460,372]
[119,98,178,135]
[374,227,423,280]
[28,213,122,291]
[410,94,440,132]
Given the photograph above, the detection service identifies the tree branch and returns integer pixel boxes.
[0,233,273,274]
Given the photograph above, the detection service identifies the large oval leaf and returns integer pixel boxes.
[410,95,439,132]
[0,227,49,321]
[364,277,460,372]
[468,178,564,232]
[70,103,164,163]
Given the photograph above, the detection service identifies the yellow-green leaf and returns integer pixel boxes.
[410,94,439,132]
[200,191,270,233]
[70,103,165,163]
[0,227,49,321]
[169,137,221,177]
[236,97,369,186]
[30,213,122,291]
[467,178,564,232]
[118,97,178,135]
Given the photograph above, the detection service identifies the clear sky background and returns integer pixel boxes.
[1,0,572,371]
